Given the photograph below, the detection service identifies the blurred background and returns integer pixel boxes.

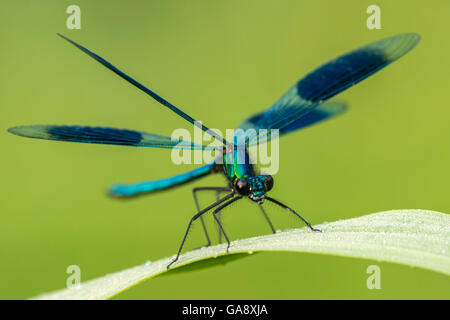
[1,0,449,299]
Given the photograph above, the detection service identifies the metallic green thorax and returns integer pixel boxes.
[220,145,273,203]
[222,145,256,182]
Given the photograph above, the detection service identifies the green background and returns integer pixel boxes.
[1,0,449,299]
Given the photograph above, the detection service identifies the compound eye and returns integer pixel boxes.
[235,178,249,195]
[264,175,274,191]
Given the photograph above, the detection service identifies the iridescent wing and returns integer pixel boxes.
[109,161,216,197]
[8,125,215,150]
[237,33,419,144]
[57,34,226,145]
[239,100,348,137]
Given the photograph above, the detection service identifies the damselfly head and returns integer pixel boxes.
[234,175,274,204]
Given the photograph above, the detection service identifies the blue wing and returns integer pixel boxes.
[237,33,419,144]
[8,125,214,150]
[109,162,216,197]
[279,101,347,135]
[239,101,347,137]
[57,34,226,145]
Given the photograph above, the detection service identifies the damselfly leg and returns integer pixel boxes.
[167,191,235,269]
[265,196,321,232]
[212,196,243,252]
[258,204,276,234]
[192,186,232,247]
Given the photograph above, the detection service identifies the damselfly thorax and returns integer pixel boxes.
[218,143,273,204]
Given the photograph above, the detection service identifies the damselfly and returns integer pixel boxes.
[8,33,420,268]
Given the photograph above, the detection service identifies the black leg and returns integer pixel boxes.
[192,187,232,246]
[215,190,223,243]
[212,196,242,252]
[258,204,276,233]
[168,192,235,269]
[265,196,321,232]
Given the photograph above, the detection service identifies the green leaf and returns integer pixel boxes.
[32,209,450,300]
